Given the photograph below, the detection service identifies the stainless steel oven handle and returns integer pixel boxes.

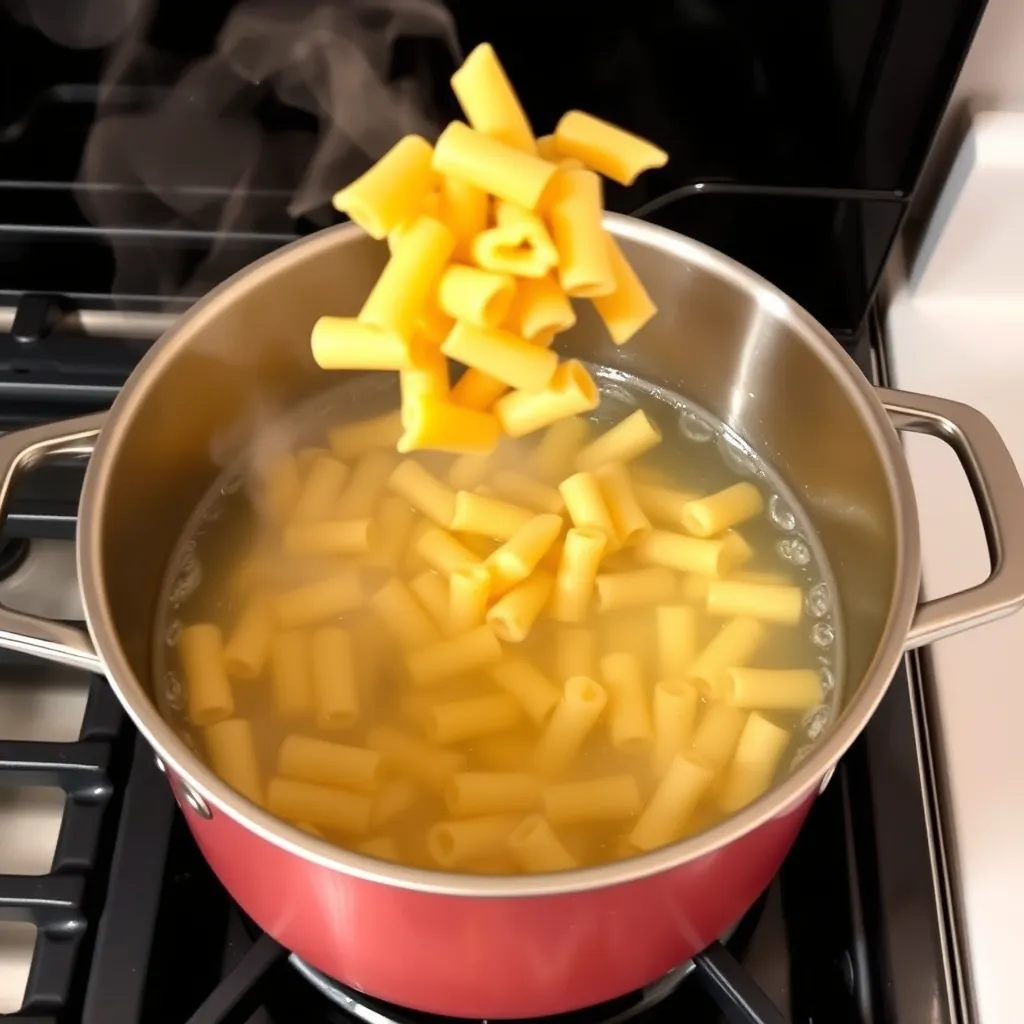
[877,386,1024,648]
[0,413,108,673]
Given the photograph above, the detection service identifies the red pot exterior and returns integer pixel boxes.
[175,780,816,1019]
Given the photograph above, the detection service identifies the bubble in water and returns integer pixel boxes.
[717,432,762,477]
[811,622,835,648]
[598,382,638,408]
[199,501,223,524]
[768,494,796,531]
[806,582,831,617]
[164,672,186,711]
[165,619,182,646]
[678,407,715,443]
[819,665,835,694]
[803,705,831,740]
[777,537,811,565]
[790,743,814,769]
[168,543,202,606]
[220,473,244,495]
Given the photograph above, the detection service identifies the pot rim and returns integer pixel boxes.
[77,215,920,898]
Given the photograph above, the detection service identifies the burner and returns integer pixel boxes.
[278,894,769,1024]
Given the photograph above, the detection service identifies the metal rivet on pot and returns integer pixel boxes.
[153,755,166,774]
[818,764,837,795]
[179,781,213,820]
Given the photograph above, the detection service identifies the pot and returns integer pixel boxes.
[0,215,1021,1019]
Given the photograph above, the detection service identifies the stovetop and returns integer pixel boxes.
[0,302,957,1024]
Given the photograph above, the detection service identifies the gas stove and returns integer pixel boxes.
[0,0,989,1020]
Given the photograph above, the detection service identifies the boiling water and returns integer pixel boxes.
[154,366,843,871]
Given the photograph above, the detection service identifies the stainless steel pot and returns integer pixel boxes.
[0,216,1020,1017]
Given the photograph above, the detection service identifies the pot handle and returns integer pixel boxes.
[0,413,108,673]
[876,386,1024,648]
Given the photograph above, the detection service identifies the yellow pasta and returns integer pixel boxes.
[400,342,450,414]
[406,624,504,687]
[205,719,263,805]
[441,321,558,393]
[733,571,794,586]
[357,836,401,862]
[438,174,488,262]
[278,735,382,793]
[371,778,418,828]
[284,518,375,556]
[656,605,699,678]
[534,676,608,775]
[311,627,358,729]
[718,713,791,814]
[363,496,417,569]
[427,813,519,868]
[576,411,662,472]
[600,652,654,751]
[388,190,442,254]
[336,450,396,519]
[367,726,465,793]
[651,679,700,777]
[722,530,754,572]
[398,396,501,455]
[530,417,590,481]
[408,570,452,631]
[180,624,234,726]
[267,778,372,835]
[594,463,651,546]
[679,572,711,604]
[490,656,561,723]
[388,460,456,526]
[432,121,555,210]
[446,771,540,816]
[682,483,764,538]
[450,43,536,152]
[553,110,668,186]
[371,577,440,649]
[310,318,414,371]
[550,527,607,622]
[448,451,494,491]
[358,215,455,343]
[507,816,577,872]
[725,667,823,710]
[424,693,523,745]
[548,169,615,297]
[486,569,554,642]
[633,483,702,528]
[559,470,619,549]
[635,530,729,576]
[327,410,404,461]
[449,565,492,632]
[269,631,312,719]
[438,264,516,329]
[543,775,642,824]
[688,617,766,699]
[332,135,435,238]
[291,453,350,522]
[254,450,301,526]
[449,368,510,412]
[275,572,363,629]
[555,626,596,681]
[449,490,534,540]
[485,512,563,592]
[489,471,564,514]
[628,753,713,852]
[504,273,576,340]
[223,595,273,681]
[417,293,456,345]
[595,567,675,613]
[593,234,658,344]
[415,525,482,575]
[705,579,803,625]
[689,704,748,774]
[495,361,600,437]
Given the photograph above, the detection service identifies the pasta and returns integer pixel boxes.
[167,42,842,879]
[332,135,435,239]
[553,111,668,186]
[576,411,662,471]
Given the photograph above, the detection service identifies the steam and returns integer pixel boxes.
[22,0,459,303]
